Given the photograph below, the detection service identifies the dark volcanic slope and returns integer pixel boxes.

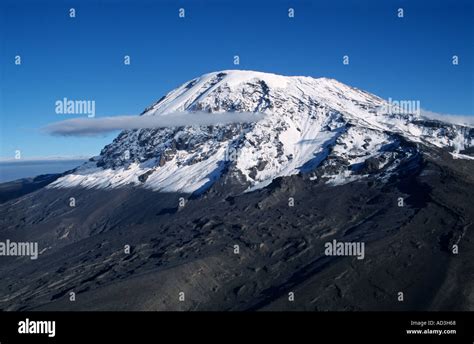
[0,147,473,311]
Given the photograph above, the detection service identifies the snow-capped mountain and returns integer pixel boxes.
[49,70,473,193]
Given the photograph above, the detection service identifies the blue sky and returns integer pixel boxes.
[1,0,473,159]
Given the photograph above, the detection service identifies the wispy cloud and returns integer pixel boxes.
[420,109,474,127]
[41,109,474,137]
[43,112,266,137]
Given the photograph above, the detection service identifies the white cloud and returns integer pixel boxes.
[42,109,474,137]
[43,112,266,137]
[420,109,474,127]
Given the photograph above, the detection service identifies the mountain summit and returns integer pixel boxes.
[49,70,473,193]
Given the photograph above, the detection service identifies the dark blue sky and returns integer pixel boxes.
[1,0,473,159]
